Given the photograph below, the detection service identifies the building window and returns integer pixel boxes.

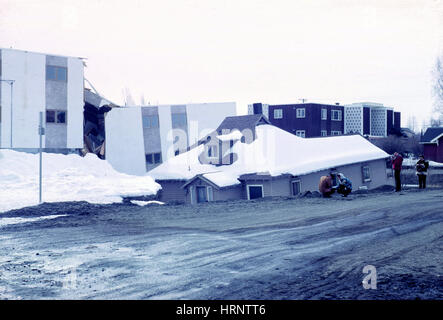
[146,152,162,165]
[46,65,67,82]
[142,115,159,128]
[57,111,66,123]
[46,110,66,124]
[296,108,306,118]
[321,108,327,120]
[296,130,306,138]
[321,130,327,136]
[171,113,187,128]
[247,185,264,200]
[207,145,218,158]
[46,110,55,123]
[292,180,301,195]
[362,165,371,182]
[274,109,283,119]
[331,110,342,121]
[331,130,342,136]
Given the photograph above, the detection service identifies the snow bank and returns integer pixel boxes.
[0,150,161,213]
[402,158,443,167]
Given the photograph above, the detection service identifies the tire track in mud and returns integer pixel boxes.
[0,189,442,299]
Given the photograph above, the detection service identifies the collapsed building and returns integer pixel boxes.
[83,88,117,159]
[149,115,393,204]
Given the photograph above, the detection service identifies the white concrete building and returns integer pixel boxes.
[105,102,237,175]
[344,102,399,137]
[0,48,84,151]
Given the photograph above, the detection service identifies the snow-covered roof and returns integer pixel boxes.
[216,114,270,133]
[149,124,390,188]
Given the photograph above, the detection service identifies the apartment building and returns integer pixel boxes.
[249,101,401,138]
[248,102,344,137]
[0,48,84,152]
[344,102,401,137]
[105,102,237,175]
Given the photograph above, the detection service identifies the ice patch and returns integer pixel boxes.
[0,214,67,227]
[131,200,165,206]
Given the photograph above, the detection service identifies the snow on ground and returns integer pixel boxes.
[0,215,67,228]
[0,150,161,213]
[402,158,443,167]
[130,200,165,206]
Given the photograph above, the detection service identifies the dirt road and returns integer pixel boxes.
[0,188,442,299]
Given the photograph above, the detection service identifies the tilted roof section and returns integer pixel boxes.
[84,89,119,108]
[216,114,270,133]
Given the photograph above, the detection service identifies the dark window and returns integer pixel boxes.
[57,111,66,123]
[142,115,159,128]
[146,152,162,165]
[362,166,371,182]
[153,152,162,164]
[57,67,67,81]
[321,108,327,120]
[46,66,57,80]
[46,110,66,124]
[274,109,283,119]
[248,185,263,199]
[207,145,217,158]
[331,110,342,121]
[46,65,67,82]
[46,110,55,123]
[292,181,301,195]
[196,186,208,203]
[296,108,306,118]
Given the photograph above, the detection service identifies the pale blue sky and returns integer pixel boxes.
[1,0,442,128]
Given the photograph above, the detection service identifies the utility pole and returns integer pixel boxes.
[38,112,45,203]
[0,79,15,148]
[299,98,307,104]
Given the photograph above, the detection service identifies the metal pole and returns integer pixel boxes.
[10,82,13,148]
[39,111,44,203]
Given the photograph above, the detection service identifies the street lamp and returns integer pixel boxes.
[0,79,15,148]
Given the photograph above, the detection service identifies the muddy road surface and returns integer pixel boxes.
[0,188,442,299]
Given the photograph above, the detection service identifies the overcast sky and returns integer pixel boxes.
[1,0,442,128]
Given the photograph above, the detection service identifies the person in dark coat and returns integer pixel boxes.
[415,155,429,189]
[319,174,336,198]
[336,173,352,197]
[391,152,403,192]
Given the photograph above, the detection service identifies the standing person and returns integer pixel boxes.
[415,155,429,189]
[319,174,336,198]
[336,173,352,197]
[391,152,403,192]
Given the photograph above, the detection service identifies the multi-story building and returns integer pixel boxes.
[0,48,84,152]
[105,102,237,175]
[249,101,401,138]
[344,102,401,137]
[248,102,344,137]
